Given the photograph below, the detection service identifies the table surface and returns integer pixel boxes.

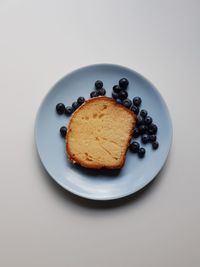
[0,1,200,266]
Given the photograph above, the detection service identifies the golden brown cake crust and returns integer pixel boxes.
[66,96,136,169]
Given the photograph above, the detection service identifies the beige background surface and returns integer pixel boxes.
[0,0,200,266]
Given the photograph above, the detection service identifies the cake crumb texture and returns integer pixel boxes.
[66,96,136,169]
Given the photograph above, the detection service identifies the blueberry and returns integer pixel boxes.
[116,99,122,104]
[138,125,148,134]
[95,80,103,89]
[56,103,65,115]
[90,91,98,98]
[133,128,140,138]
[144,116,153,125]
[97,88,106,96]
[119,78,129,89]
[130,105,139,115]
[138,147,146,158]
[133,97,142,107]
[65,106,73,115]
[149,134,157,143]
[129,141,140,153]
[136,116,145,126]
[152,141,159,149]
[113,85,121,93]
[112,92,119,99]
[122,98,132,108]
[141,134,149,144]
[77,97,85,105]
[72,101,79,110]
[148,124,158,134]
[118,90,128,100]
[140,109,148,118]
[60,126,67,138]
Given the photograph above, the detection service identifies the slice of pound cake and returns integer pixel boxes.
[66,96,136,169]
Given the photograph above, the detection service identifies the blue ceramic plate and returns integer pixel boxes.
[35,64,172,200]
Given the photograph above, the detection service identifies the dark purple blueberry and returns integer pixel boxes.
[97,88,106,96]
[148,124,158,134]
[144,116,153,125]
[149,134,157,143]
[152,141,159,149]
[90,91,98,98]
[119,78,129,89]
[131,105,139,115]
[138,147,146,158]
[113,85,121,93]
[77,97,85,105]
[140,109,148,118]
[133,97,142,107]
[65,106,73,115]
[72,101,79,110]
[129,141,140,153]
[118,90,128,100]
[141,134,149,144]
[95,80,103,89]
[56,103,65,115]
[139,125,148,134]
[136,116,145,126]
[60,126,67,138]
[112,92,119,99]
[133,128,140,138]
[122,98,132,108]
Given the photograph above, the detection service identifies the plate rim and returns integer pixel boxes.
[35,63,173,201]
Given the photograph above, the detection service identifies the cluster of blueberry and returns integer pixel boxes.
[111,78,129,104]
[107,77,159,158]
[90,80,106,97]
[130,107,159,158]
[56,96,86,117]
[111,78,143,116]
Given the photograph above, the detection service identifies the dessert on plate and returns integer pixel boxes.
[56,78,159,170]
